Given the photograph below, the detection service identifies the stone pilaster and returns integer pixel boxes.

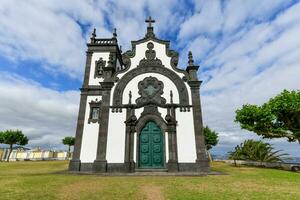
[69,51,93,171]
[83,51,93,87]
[124,108,136,172]
[166,108,179,172]
[186,51,209,172]
[124,108,131,163]
[188,81,209,171]
[93,52,116,172]
[93,82,113,172]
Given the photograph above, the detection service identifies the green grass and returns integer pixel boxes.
[0,161,299,200]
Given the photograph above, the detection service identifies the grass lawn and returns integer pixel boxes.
[0,161,299,200]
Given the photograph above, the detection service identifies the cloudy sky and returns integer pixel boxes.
[0,0,299,156]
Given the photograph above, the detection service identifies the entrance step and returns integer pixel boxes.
[135,168,168,172]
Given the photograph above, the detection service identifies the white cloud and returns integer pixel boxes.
[187,1,300,156]
[0,72,79,150]
[179,1,223,40]
[0,0,116,79]
[0,0,299,156]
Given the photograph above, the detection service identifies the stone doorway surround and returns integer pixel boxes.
[137,120,166,169]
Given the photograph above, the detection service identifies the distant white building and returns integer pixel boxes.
[69,17,209,173]
[0,147,69,161]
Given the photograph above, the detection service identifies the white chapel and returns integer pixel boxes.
[69,17,209,173]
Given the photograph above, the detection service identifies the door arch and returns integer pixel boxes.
[138,121,165,168]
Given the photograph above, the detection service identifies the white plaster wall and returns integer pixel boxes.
[89,52,110,85]
[80,96,102,163]
[176,110,196,162]
[106,110,126,163]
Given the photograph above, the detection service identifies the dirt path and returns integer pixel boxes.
[140,185,164,200]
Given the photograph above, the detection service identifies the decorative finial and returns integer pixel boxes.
[92,28,96,38]
[170,90,173,104]
[145,16,155,27]
[188,51,194,66]
[119,45,122,53]
[90,28,96,43]
[113,28,117,38]
[129,91,132,104]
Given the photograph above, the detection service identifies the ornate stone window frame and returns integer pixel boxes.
[88,99,102,124]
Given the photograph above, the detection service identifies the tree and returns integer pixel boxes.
[0,131,4,144]
[1,130,28,162]
[62,136,75,158]
[203,126,219,162]
[228,140,287,166]
[235,90,300,144]
[228,145,243,166]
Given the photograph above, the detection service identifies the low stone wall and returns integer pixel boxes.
[224,160,300,172]
[0,149,71,161]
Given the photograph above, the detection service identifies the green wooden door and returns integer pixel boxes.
[139,121,164,168]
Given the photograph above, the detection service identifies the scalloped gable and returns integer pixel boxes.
[117,29,188,80]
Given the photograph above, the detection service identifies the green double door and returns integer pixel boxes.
[139,121,164,168]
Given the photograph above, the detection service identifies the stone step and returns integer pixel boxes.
[135,168,168,172]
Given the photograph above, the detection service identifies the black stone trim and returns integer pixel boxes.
[83,51,93,87]
[71,162,209,173]
[69,160,81,171]
[93,82,114,172]
[80,163,93,171]
[188,80,209,168]
[165,108,179,172]
[111,102,192,113]
[135,113,168,134]
[124,108,136,172]
[112,66,190,109]
[80,87,104,96]
[69,92,88,171]
[107,163,127,173]
[178,163,210,172]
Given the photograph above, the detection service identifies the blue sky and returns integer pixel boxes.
[0,0,300,156]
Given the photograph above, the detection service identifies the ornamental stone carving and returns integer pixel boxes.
[94,57,106,78]
[138,42,163,67]
[136,76,166,106]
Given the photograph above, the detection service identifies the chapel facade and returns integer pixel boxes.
[69,17,209,173]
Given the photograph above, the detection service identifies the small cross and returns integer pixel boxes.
[145,16,155,27]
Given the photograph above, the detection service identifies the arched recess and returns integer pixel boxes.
[135,114,167,134]
[135,114,167,168]
[112,66,189,107]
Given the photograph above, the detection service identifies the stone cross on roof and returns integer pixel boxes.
[145,16,155,27]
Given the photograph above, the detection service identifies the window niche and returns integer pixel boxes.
[88,99,101,124]
[94,57,106,78]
